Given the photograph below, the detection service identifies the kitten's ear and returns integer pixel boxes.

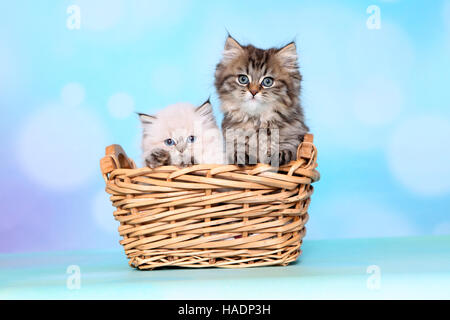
[137,112,156,125]
[276,41,298,71]
[196,99,213,117]
[196,99,216,124]
[222,35,244,62]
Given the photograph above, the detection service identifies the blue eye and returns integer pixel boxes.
[187,135,196,143]
[262,77,274,87]
[237,74,249,85]
[164,138,175,146]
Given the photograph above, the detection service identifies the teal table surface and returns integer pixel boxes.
[1,235,449,299]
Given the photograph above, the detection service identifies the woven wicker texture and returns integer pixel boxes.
[100,134,319,269]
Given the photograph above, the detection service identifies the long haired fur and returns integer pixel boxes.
[139,101,224,167]
[215,35,309,165]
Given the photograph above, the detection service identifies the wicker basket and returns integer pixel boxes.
[100,134,319,269]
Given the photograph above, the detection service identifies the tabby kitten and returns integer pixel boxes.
[139,101,224,167]
[215,36,309,166]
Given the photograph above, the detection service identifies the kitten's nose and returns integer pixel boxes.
[249,85,259,97]
[176,143,187,153]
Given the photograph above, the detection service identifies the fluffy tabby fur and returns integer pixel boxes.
[139,101,224,167]
[215,35,309,165]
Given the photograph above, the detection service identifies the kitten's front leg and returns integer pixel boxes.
[145,148,171,168]
[279,149,293,166]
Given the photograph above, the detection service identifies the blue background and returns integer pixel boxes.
[1,0,449,253]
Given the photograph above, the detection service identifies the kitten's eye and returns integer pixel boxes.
[261,77,274,87]
[237,74,249,85]
[164,138,175,146]
[187,135,196,143]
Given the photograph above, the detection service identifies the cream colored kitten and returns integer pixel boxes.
[139,101,224,167]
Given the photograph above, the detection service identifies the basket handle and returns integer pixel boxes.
[100,144,133,176]
[296,133,314,160]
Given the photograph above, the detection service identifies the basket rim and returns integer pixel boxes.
[100,133,319,182]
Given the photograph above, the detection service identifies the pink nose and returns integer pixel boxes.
[249,88,259,96]
[176,143,186,153]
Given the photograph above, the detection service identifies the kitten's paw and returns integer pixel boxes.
[279,149,293,165]
[145,148,170,168]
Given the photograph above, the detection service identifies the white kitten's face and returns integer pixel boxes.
[157,127,197,166]
[140,102,222,166]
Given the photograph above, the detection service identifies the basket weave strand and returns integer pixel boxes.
[100,134,319,269]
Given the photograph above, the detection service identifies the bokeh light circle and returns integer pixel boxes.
[353,77,404,126]
[61,82,86,107]
[107,92,135,119]
[307,195,418,239]
[387,116,450,196]
[17,104,108,191]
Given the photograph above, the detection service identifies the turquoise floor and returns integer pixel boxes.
[1,235,449,299]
